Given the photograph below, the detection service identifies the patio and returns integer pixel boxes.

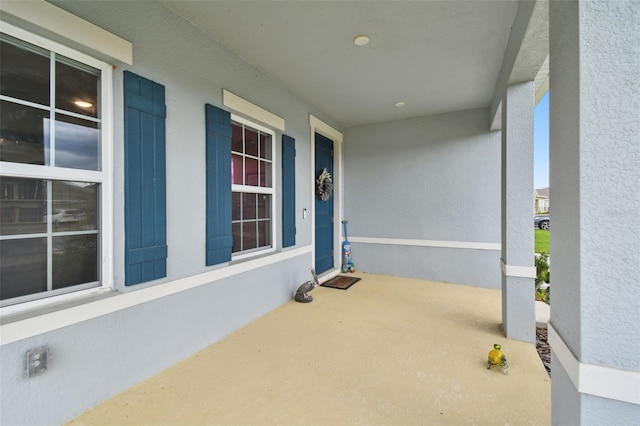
[69,273,550,425]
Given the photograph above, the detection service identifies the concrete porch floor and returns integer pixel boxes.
[69,273,550,425]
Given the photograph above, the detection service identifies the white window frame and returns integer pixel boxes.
[230,114,276,260]
[0,23,113,313]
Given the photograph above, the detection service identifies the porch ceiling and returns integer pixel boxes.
[161,1,523,128]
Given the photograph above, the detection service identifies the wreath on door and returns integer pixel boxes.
[316,168,333,201]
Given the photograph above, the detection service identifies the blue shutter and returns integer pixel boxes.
[123,71,167,285]
[282,134,296,247]
[205,104,233,265]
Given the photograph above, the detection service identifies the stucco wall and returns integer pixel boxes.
[0,1,340,424]
[45,0,344,286]
[343,109,502,288]
[550,0,640,423]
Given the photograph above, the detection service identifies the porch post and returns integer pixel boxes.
[549,1,640,424]
[500,81,535,343]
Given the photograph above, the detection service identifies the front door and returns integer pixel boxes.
[315,133,334,274]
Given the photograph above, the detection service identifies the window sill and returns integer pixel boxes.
[230,247,277,265]
[0,245,312,346]
[0,288,118,326]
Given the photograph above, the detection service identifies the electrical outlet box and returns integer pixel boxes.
[26,346,49,377]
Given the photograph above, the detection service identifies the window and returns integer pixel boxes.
[0,29,111,307]
[230,117,275,256]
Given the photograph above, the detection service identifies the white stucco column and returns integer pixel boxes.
[549,1,640,424]
[500,81,535,343]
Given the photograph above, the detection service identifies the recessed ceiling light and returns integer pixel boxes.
[353,35,370,46]
[395,101,405,107]
[74,100,93,108]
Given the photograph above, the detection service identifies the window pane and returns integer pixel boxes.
[259,133,272,160]
[258,220,271,247]
[232,192,241,221]
[0,100,48,165]
[55,57,99,118]
[52,234,98,289]
[259,161,272,188]
[257,194,270,219]
[52,181,98,232]
[0,37,50,105]
[0,177,47,235]
[232,222,241,253]
[0,238,47,301]
[232,122,243,153]
[245,157,258,186]
[232,154,243,185]
[55,115,100,170]
[242,222,257,250]
[245,127,258,157]
[242,193,256,220]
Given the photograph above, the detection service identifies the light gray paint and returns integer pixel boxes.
[549,0,640,423]
[343,108,501,288]
[47,0,343,288]
[352,244,500,289]
[1,1,338,423]
[489,0,551,130]
[548,0,582,359]
[0,255,311,425]
[501,274,534,342]
[500,82,535,342]
[576,0,640,371]
[501,82,534,267]
[551,353,581,425]
[550,0,640,370]
[161,1,518,127]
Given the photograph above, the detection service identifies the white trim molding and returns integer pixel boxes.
[223,90,285,131]
[0,246,312,346]
[548,322,640,405]
[500,258,537,278]
[309,114,344,142]
[350,236,501,251]
[0,0,132,64]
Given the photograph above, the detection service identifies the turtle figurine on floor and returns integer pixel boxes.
[487,343,509,374]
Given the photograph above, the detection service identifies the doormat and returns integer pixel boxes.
[321,275,361,290]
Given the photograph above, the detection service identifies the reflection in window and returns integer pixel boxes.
[0,101,48,165]
[0,35,50,105]
[0,26,105,306]
[0,177,47,235]
[0,238,47,300]
[52,117,100,170]
[0,33,100,169]
[0,176,99,302]
[55,56,99,118]
[52,181,98,232]
[52,234,98,289]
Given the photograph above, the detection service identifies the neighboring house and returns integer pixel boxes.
[535,187,549,213]
[0,2,637,425]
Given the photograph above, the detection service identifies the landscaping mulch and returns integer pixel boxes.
[536,327,551,376]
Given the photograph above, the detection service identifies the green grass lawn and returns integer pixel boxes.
[535,229,550,254]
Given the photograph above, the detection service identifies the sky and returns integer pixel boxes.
[534,91,550,189]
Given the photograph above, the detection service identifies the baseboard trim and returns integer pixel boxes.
[548,322,640,405]
[349,236,500,251]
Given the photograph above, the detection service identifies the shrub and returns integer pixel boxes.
[535,252,550,304]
